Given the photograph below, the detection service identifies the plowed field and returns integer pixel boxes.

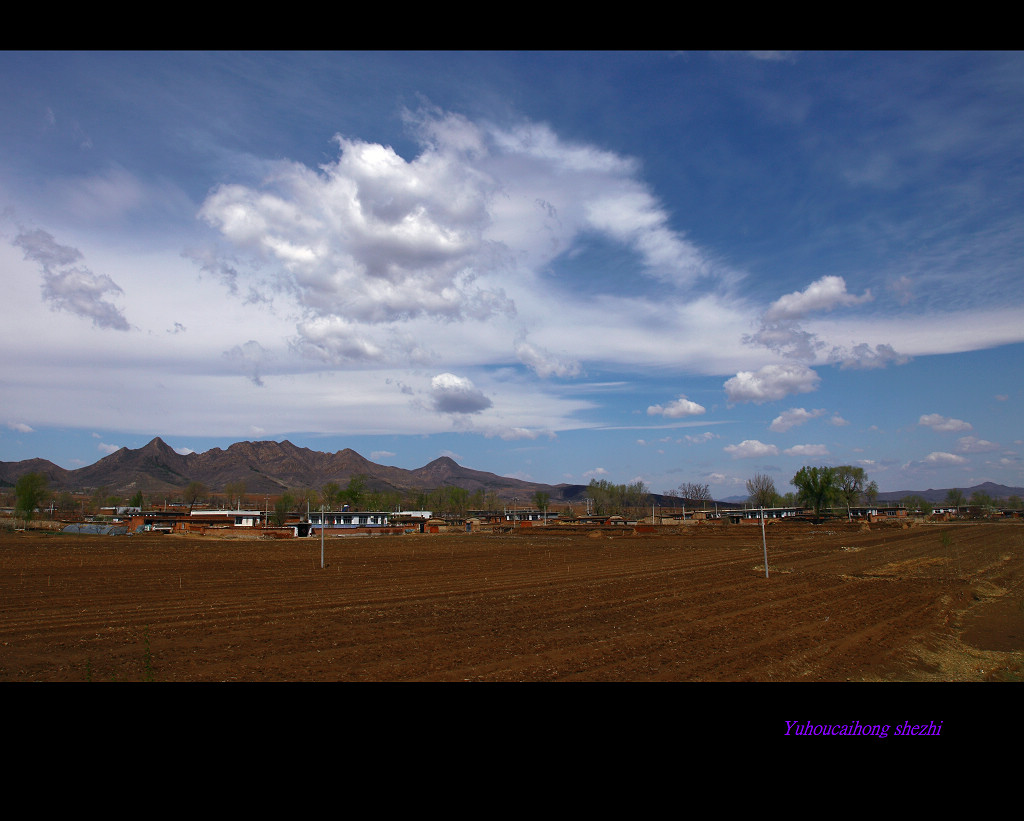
[2,520,1022,682]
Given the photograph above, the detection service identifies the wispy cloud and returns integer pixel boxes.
[13,229,129,330]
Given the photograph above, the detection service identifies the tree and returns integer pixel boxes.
[55,490,76,516]
[945,488,965,509]
[343,475,367,510]
[746,474,778,509]
[532,490,551,519]
[865,481,879,506]
[224,480,248,509]
[834,465,868,520]
[183,481,208,514]
[626,480,651,518]
[791,466,838,516]
[679,482,712,510]
[271,491,296,526]
[969,489,995,510]
[15,472,48,523]
[902,495,933,515]
[90,485,109,515]
[128,490,145,509]
[319,481,343,511]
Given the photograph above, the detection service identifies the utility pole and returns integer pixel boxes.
[761,506,769,579]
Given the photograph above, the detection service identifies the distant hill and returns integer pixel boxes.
[876,482,1024,504]
[0,437,585,503]
[722,482,1024,506]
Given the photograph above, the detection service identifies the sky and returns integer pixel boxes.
[1,50,1023,499]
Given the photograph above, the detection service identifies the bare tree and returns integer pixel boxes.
[746,474,777,509]
[679,482,712,510]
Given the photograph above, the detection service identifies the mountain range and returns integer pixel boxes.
[2,436,1021,506]
[0,437,590,503]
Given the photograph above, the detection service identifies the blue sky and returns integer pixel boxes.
[2,51,1023,498]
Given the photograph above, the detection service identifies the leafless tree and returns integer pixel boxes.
[679,482,712,509]
[746,473,777,508]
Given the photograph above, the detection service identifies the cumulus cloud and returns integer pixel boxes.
[744,321,824,360]
[647,395,706,418]
[919,413,973,432]
[199,121,513,327]
[371,450,396,461]
[724,363,820,404]
[724,439,779,459]
[13,229,130,330]
[744,277,910,375]
[923,451,968,466]
[784,443,830,457]
[584,467,609,477]
[7,422,34,433]
[684,431,716,444]
[769,407,825,432]
[830,342,910,369]
[196,108,721,369]
[902,451,969,471]
[430,372,493,414]
[956,435,999,453]
[764,275,872,322]
[97,442,121,455]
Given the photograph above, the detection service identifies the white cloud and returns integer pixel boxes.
[924,451,968,466]
[724,364,820,404]
[829,413,850,427]
[724,439,779,459]
[830,342,910,370]
[6,422,34,433]
[919,413,973,432]
[370,450,396,461]
[430,373,493,414]
[684,431,716,444]
[901,451,970,472]
[488,426,552,441]
[784,443,830,457]
[584,467,608,477]
[764,275,872,322]
[515,339,581,378]
[769,407,825,432]
[956,436,999,453]
[648,395,706,418]
[195,108,723,376]
[97,442,121,455]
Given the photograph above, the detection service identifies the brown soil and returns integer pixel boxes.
[2,520,1022,682]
